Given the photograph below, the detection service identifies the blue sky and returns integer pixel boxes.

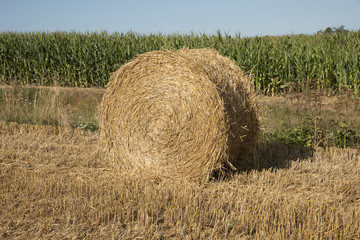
[1,0,360,36]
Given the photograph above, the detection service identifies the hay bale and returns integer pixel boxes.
[99,49,259,182]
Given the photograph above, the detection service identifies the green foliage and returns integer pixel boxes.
[270,120,315,147]
[317,25,349,34]
[1,31,360,93]
[269,118,359,149]
[71,121,98,132]
[330,121,359,148]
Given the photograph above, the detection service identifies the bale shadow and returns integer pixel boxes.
[248,141,314,171]
[212,141,314,180]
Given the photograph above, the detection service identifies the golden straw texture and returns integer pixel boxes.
[99,49,259,182]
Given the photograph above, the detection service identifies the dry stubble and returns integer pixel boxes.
[1,123,359,239]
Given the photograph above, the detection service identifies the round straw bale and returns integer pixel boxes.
[99,49,259,182]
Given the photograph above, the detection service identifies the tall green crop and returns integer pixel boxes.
[1,30,359,93]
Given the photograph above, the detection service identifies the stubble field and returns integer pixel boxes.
[1,86,359,239]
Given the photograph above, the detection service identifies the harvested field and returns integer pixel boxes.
[1,122,359,239]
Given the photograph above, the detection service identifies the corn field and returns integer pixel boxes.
[1,31,359,93]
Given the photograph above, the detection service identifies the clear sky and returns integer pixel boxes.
[1,0,360,37]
